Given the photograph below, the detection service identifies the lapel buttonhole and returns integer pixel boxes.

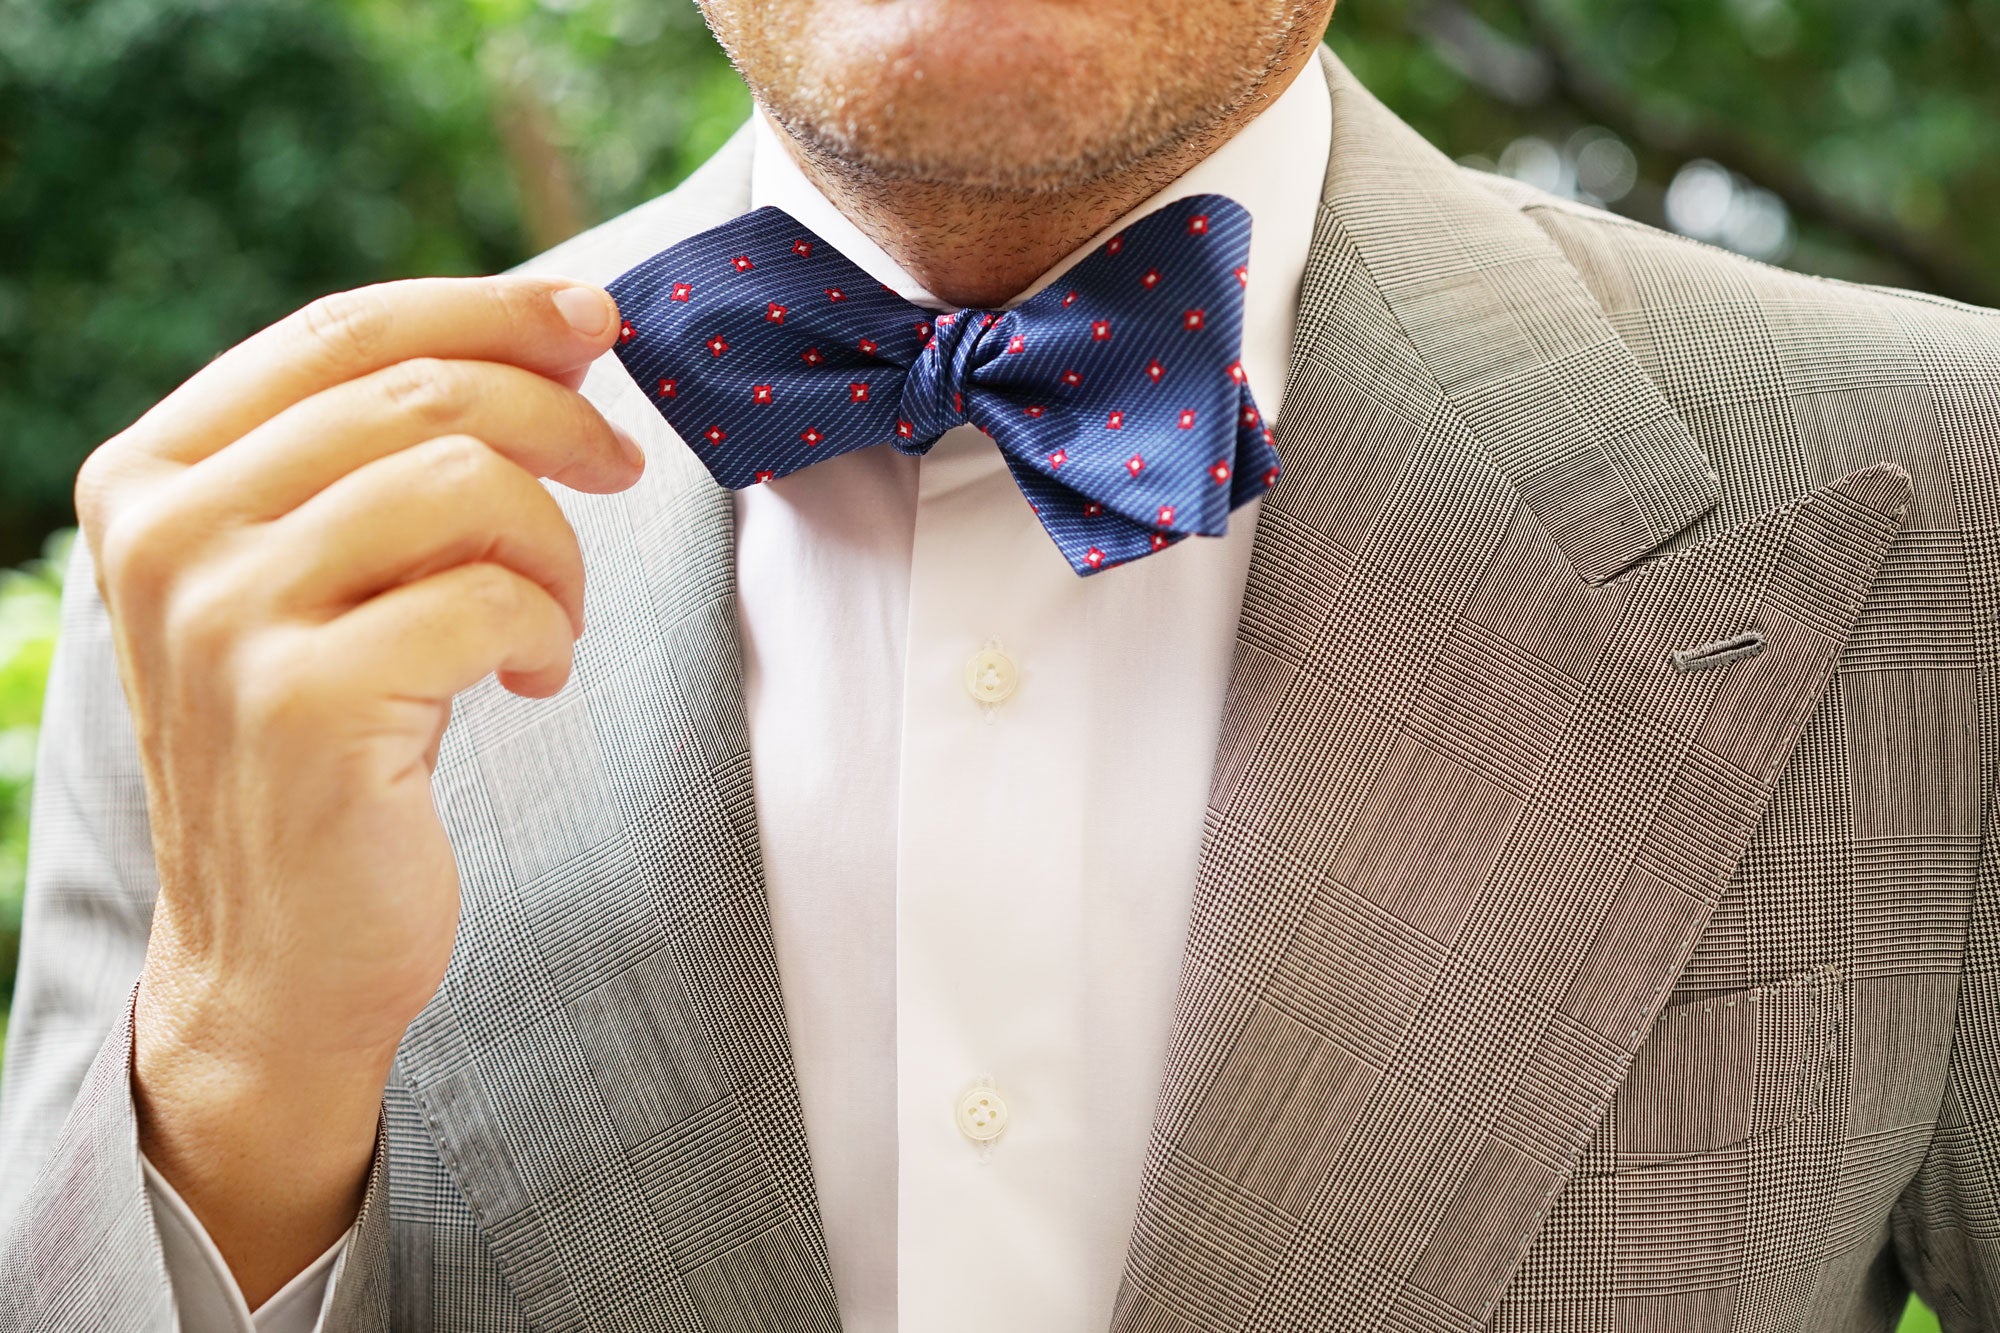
[1669,628,1767,673]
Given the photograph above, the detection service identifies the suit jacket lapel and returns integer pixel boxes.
[393,127,842,1333]
[1114,51,1909,1332]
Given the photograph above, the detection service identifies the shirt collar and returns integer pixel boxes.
[747,61,1332,424]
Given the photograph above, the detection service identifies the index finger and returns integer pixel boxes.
[113,276,623,468]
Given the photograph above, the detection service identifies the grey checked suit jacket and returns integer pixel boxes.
[4,49,1998,1333]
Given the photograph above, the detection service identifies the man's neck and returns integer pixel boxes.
[768,48,1325,310]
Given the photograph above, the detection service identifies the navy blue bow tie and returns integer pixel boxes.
[604,192,1277,575]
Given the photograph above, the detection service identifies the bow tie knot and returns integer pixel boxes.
[606,192,1281,575]
[896,308,1001,449]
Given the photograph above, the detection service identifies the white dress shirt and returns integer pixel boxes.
[147,59,1331,1332]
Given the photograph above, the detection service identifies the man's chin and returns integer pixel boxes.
[708,0,1275,191]
[773,93,1149,194]
[765,11,1165,189]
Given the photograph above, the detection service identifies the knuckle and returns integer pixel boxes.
[235,636,333,736]
[508,481,583,581]
[164,573,245,661]
[463,561,526,620]
[552,519,587,593]
[552,506,585,570]
[72,446,118,540]
[377,357,468,431]
[96,495,184,603]
[420,432,504,491]
[296,287,389,372]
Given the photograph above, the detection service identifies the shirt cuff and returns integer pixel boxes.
[142,1152,351,1333]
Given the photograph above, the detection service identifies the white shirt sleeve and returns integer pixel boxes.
[142,1153,351,1333]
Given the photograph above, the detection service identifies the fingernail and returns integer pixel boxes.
[612,424,647,471]
[553,286,615,338]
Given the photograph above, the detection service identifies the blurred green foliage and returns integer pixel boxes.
[0,6,1986,1325]
[1329,0,2000,302]
[1328,0,2000,302]
[0,528,67,1017]
[1901,1296,1943,1333]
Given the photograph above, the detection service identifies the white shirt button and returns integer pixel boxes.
[963,647,1018,705]
[955,1084,1010,1142]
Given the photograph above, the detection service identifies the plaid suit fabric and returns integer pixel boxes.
[2,47,1996,1333]
[1485,186,2000,1332]
[1107,94,1912,1323]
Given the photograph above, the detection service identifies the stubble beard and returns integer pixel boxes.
[704,0,1322,199]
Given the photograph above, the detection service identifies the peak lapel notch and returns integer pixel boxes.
[1311,49,1720,586]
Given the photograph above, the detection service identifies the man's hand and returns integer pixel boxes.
[74,277,642,1306]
